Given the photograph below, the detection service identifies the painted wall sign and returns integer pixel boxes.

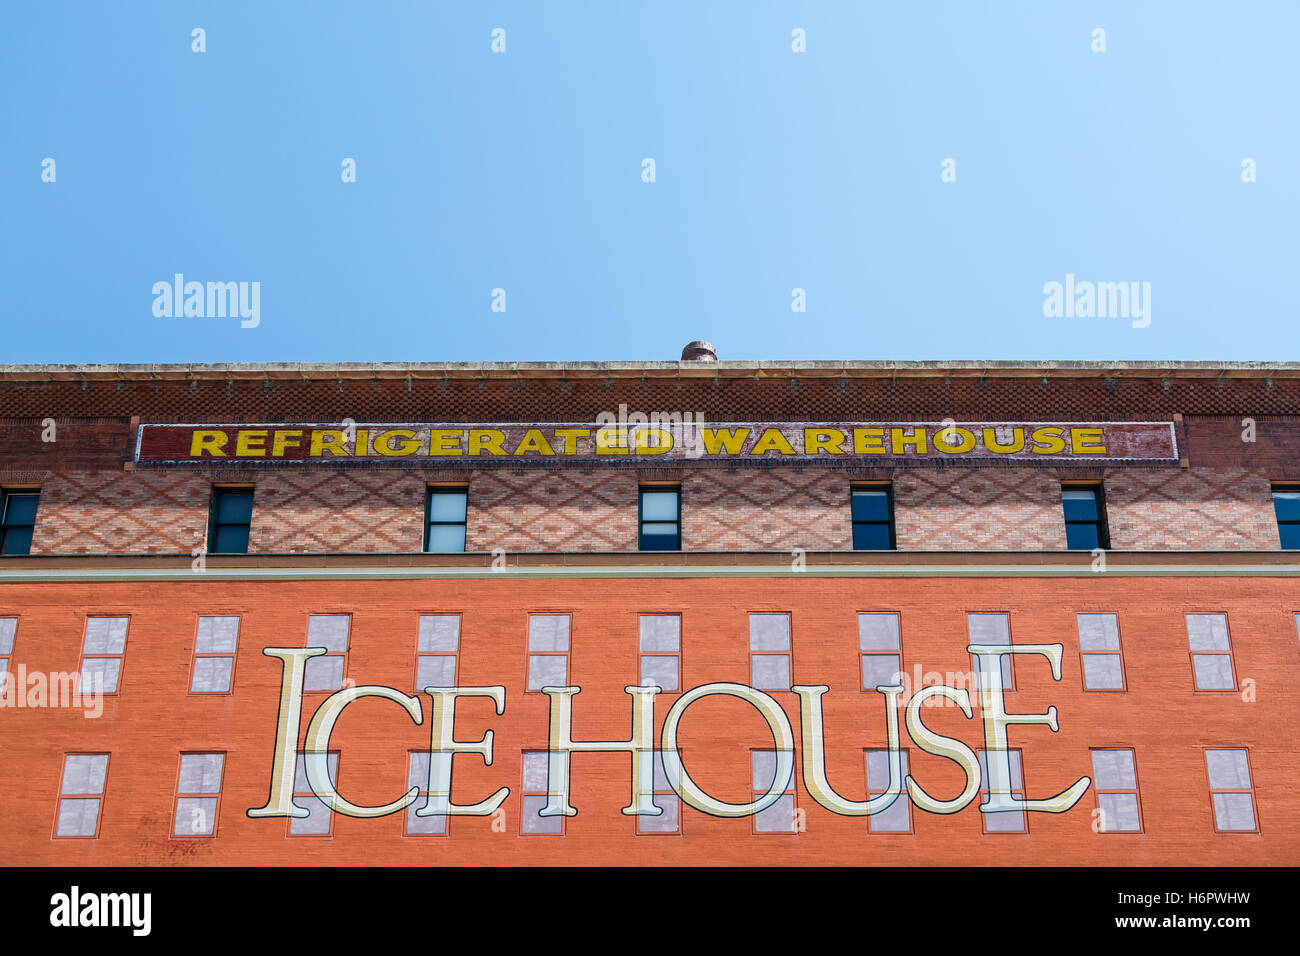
[244,641,1092,829]
[136,421,1178,464]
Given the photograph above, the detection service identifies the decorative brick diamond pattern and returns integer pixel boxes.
[1105,467,1278,550]
[248,472,425,553]
[465,470,637,552]
[31,471,211,555]
[682,470,850,551]
[894,469,1065,551]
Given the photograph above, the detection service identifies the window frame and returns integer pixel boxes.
[520,750,564,836]
[750,747,799,836]
[404,750,450,837]
[1272,482,1300,550]
[208,484,254,555]
[638,484,681,552]
[303,612,351,694]
[865,747,912,834]
[638,613,682,694]
[748,612,793,691]
[1090,747,1144,834]
[288,751,339,837]
[414,612,461,693]
[78,614,129,697]
[1061,481,1110,551]
[171,751,226,839]
[187,614,241,695]
[525,612,571,694]
[0,487,39,556]
[977,748,1028,834]
[1186,612,1237,693]
[967,611,1015,693]
[0,615,17,682]
[858,611,903,694]
[53,752,110,840]
[636,749,683,836]
[850,481,896,551]
[1204,748,1259,834]
[1076,612,1127,692]
[424,485,469,553]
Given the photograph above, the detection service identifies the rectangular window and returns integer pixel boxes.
[209,487,253,555]
[1205,749,1258,832]
[968,613,1013,691]
[1062,484,1108,550]
[639,614,680,692]
[0,616,16,679]
[304,614,349,692]
[1187,613,1236,691]
[55,754,108,838]
[1091,749,1142,832]
[851,484,895,550]
[859,613,902,691]
[405,751,448,835]
[79,616,128,695]
[189,616,240,693]
[425,487,468,553]
[173,753,225,837]
[290,752,338,836]
[637,750,681,835]
[752,749,797,833]
[749,613,791,691]
[1272,484,1300,549]
[416,614,460,690]
[527,614,569,692]
[866,749,911,833]
[1077,613,1125,691]
[521,751,563,834]
[0,488,38,555]
[977,749,1026,833]
[639,486,680,551]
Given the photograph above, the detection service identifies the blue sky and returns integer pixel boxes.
[2,1,1296,364]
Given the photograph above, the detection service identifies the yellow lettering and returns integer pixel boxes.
[552,428,590,455]
[310,429,351,457]
[271,429,303,457]
[1030,426,1067,455]
[1070,427,1107,455]
[752,428,796,455]
[890,428,928,455]
[235,430,268,457]
[595,427,627,455]
[633,427,673,455]
[932,426,976,454]
[804,428,847,455]
[428,429,464,456]
[374,429,423,457]
[983,427,1025,454]
[515,429,556,456]
[699,427,750,455]
[853,428,886,454]
[189,429,228,458]
[467,429,506,456]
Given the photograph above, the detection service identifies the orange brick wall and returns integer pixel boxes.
[1,574,1296,865]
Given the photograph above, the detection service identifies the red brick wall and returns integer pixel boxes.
[0,574,1295,864]
[1106,467,1279,550]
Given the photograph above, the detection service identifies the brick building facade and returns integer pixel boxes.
[1,358,1298,865]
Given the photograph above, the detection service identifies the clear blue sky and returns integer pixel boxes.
[2,2,1296,364]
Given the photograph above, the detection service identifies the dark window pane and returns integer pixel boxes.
[1065,522,1100,551]
[1272,490,1300,522]
[1,527,33,555]
[3,495,39,526]
[426,524,466,552]
[212,525,250,554]
[640,492,678,521]
[853,523,892,550]
[215,492,254,524]
[1061,489,1098,521]
[850,490,890,522]
[1280,524,1300,550]
[641,528,679,551]
[428,491,467,522]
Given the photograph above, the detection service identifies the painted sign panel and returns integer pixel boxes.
[135,421,1179,463]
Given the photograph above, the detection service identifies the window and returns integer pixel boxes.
[174,753,224,837]
[968,613,1013,691]
[866,749,911,833]
[638,750,681,835]
[405,751,448,835]
[1272,484,1300,549]
[304,614,349,692]
[1205,749,1257,832]
[209,487,253,554]
[79,616,128,694]
[977,749,1026,833]
[749,613,791,691]
[752,750,797,833]
[521,751,563,834]
[425,487,468,553]
[290,752,338,836]
[639,486,680,551]
[55,754,108,838]
[1091,749,1142,832]
[1077,613,1125,691]
[859,613,902,691]
[416,614,459,690]
[639,614,680,692]
[527,614,569,691]
[0,617,15,679]
[1061,484,1108,550]
[189,616,239,693]
[1186,613,1236,691]
[851,484,895,550]
[0,489,38,555]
